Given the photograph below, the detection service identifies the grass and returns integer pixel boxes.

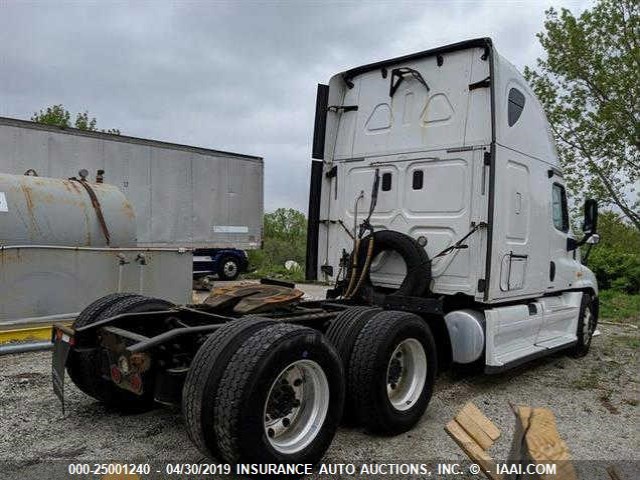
[244,266,306,283]
[598,290,640,324]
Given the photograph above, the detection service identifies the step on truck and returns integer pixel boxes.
[52,38,600,468]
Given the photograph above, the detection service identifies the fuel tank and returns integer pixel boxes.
[0,173,135,247]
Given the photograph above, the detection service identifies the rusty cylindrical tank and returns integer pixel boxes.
[0,173,136,247]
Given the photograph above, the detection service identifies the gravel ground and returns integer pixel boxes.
[0,283,637,479]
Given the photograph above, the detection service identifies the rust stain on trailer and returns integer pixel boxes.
[67,179,83,194]
[0,250,22,265]
[19,183,42,237]
[121,200,135,220]
[83,209,92,245]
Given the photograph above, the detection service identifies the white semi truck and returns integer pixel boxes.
[52,38,599,468]
[306,36,600,372]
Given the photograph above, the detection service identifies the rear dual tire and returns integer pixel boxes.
[327,308,437,434]
[325,306,380,422]
[182,316,278,459]
[183,322,344,466]
[66,293,174,412]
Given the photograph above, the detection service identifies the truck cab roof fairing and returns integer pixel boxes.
[339,37,493,85]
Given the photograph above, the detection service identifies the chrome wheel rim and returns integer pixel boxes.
[386,338,427,411]
[223,261,238,277]
[263,359,329,454]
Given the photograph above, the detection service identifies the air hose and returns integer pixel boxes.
[343,170,380,299]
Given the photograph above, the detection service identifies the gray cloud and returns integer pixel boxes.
[0,0,592,212]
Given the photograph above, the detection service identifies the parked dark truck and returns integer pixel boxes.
[52,38,600,468]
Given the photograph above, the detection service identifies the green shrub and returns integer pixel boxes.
[585,211,640,293]
[598,290,640,323]
[247,208,307,282]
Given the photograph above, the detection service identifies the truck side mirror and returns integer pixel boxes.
[586,233,600,245]
[568,199,599,252]
[583,199,598,235]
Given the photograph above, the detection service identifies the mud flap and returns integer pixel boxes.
[51,326,73,415]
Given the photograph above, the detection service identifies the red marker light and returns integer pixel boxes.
[129,374,142,394]
[110,365,122,384]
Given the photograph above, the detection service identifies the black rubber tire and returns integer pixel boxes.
[67,295,174,412]
[182,316,277,459]
[213,323,344,465]
[67,293,142,398]
[218,256,240,281]
[349,310,437,434]
[571,293,597,358]
[348,230,431,301]
[325,306,380,422]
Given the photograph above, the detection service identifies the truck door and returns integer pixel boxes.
[533,179,581,345]
[547,181,575,291]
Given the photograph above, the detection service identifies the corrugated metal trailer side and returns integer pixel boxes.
[0,117,263,249]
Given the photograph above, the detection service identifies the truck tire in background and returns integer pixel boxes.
[218,256,241,281]
[213,323,344,465]
[325,306,380,423]
[571,293,598,358]
[348,310,437,434]
[66,294,174,412]
[182,316,277,459]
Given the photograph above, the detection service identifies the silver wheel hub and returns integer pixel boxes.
[386,338,427,411]
[264,359,329,454]
[223,261,237,277]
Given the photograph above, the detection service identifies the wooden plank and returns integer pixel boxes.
[455,409,495,450]
[511,406,577,480]
[607,465,624,480]
[445,420,503,480]
[460,402,501,441]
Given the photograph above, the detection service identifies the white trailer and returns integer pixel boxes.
[307,37,599,372]
[0,117,263,251]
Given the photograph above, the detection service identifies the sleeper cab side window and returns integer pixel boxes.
[552,183,569,232]
[507,88,525,127]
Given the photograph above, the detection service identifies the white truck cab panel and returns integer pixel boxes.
[309,38,598,371]
[484,291,583,369]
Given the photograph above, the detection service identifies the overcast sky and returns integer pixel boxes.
[0,0,592,213]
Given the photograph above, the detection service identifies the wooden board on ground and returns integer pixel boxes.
[446,402,577,480]
[445,402,503,480]
[507,405,577,480]
[445,419,503,480]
